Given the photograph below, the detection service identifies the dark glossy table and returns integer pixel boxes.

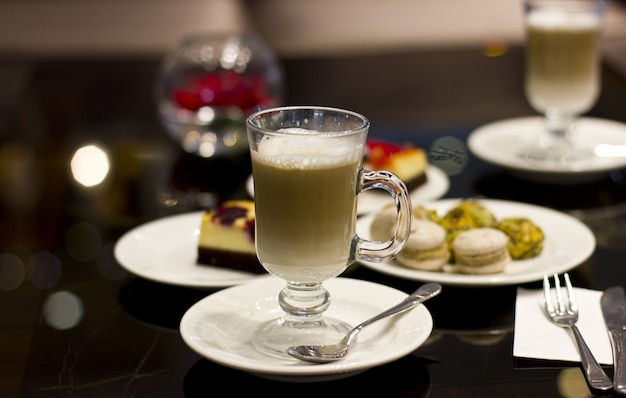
[2,45,626,397]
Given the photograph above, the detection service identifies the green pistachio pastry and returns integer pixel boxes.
[494,217,544,259]
[412,205,441,223]
[439,200,497,247]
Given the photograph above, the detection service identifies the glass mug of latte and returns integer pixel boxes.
[247,106,412,357]
[522,0,605,163]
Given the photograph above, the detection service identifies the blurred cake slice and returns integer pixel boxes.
[366,139,428,191]
[197,200,266,274]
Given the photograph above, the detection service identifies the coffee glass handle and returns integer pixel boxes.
[350,169,412,264]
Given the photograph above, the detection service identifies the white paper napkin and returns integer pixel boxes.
[514,287,613,365]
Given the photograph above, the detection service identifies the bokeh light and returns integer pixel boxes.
[70,144,110,187]
[557,367,593,398]
[0,252,25,291]
[482,38,508,57]
[42,290,84,330]
[27,251,62,289]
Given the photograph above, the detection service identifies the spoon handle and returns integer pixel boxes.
[347,283,441,343]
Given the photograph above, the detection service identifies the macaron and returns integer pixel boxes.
[452,227,511,274]
[370,204,441,242]
[369,203,397,242]
[396,219,450,271]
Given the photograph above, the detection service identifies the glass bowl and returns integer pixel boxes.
[156,32,284,157]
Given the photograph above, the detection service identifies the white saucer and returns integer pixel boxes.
[179,276,433,382]
[468,116,626,183]
[357,198,595,287]
[246,165,449,215]
[114,212,271,288]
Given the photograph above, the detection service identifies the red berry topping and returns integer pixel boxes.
[213,205,248,225]
[366,139,406,169]
[245,219,255,242]
[366,139,403,156]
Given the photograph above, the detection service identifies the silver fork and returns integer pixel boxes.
[543,273,613,391]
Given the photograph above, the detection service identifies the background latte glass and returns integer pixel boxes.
[522,0,605,163]
[247,106,412,358]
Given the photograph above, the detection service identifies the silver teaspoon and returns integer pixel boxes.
[287,282,442,364]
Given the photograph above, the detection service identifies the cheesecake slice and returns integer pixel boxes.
[197,200,266,274]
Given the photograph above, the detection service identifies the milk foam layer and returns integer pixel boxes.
[527,8,601,30]
[253,128,362,169]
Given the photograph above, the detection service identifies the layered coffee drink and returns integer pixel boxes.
[525,9,601,116]
[246,106,411,357]
[251,130,362,283]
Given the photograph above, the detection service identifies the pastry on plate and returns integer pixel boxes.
[495,217,544,259]
[369,203,398,242]
[396,219,450,271]
[452,227,511,274]
[412,204,441,223]
[197,200,266,274]
[366,139,428,191]
[440,200,496,247]
[369,203,440,242]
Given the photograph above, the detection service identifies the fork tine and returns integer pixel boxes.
[553,273,566,314]
[563,273,577,314]
[543,275,553,312]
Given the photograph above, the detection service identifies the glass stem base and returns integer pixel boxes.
[519,116,594,164]
[250,281,352,359]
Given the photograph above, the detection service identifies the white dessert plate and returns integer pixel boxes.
[114,212,271,288]
[179,276,433,382]
[468,116,626,183]
[246,165,449,215]
[357,198,595,287]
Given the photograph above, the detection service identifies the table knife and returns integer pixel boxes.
[601,286,626,395]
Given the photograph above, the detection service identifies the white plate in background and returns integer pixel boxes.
[468,116,626,184]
